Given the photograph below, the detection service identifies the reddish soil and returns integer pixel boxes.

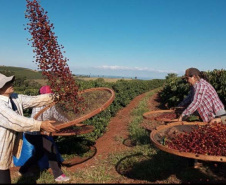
[68,92,148,168]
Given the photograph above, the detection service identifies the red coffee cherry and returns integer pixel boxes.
[25,0,84,113]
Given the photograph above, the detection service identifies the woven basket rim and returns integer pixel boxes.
[143,109,178,122]
[48,125,95,136]
[35,87,115,135]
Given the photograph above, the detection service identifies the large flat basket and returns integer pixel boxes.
[35,87,115,136]
[150,121,226,162]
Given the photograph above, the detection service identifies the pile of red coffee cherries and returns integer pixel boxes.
[166,122,226,156]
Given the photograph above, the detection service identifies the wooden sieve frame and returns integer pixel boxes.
[34,87,115,135]
[143,110,179,122]
[47,124,95,136]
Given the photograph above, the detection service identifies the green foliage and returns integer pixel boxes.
[158,73,189,108]
[207,69,226,105]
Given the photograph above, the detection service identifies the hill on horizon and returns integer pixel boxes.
[0,65,138,83]
[0,65,43,79]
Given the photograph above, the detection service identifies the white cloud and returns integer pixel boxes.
[95,65,178,74]
[69,65,184,79]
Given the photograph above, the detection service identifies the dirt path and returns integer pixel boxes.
[64,91,160,183]
[68,92,148,170]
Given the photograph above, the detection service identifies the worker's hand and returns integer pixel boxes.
[52,93,60,102]
[209,118,222,124]
[53,92,67,101]
[40,120,59,133]
[178,115,183,122]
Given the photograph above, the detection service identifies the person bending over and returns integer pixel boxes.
[178,67,225,122]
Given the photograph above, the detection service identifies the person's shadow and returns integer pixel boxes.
[115,149,226,184]
[16,165,42,184]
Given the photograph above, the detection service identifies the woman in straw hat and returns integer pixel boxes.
[0,73,58,184]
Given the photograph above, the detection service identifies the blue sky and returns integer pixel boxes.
[1,0,226,79]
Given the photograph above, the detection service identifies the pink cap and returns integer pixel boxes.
[40,85,52,94]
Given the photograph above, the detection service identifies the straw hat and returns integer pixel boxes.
[0,73,15,89]
[185,68,200,77]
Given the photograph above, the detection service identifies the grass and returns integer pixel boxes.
[74,160,115,183]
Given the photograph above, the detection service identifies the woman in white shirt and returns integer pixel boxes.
[0,73,58,184]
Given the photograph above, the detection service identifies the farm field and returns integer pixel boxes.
[75,76,132,83]
[10,90,226,184]
[3,66,225,183]
[34,76,132,85]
